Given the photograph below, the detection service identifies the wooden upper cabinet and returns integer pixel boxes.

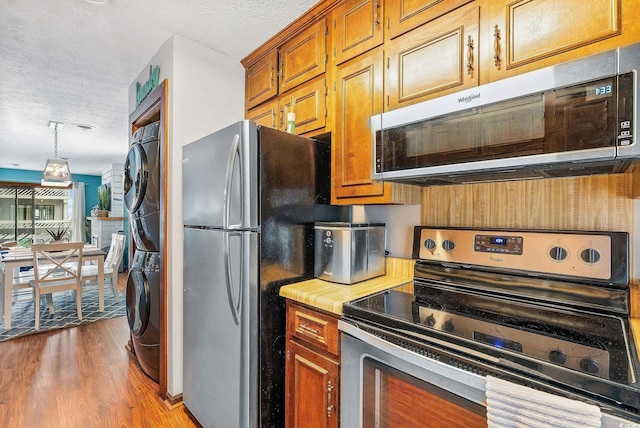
[386,3,479,110]
[482,0,640,83]
[245,49,278,110]
[333,46,389,204]
[332,0,384,65]
[280,19,328,93]
[280,77,328,135]
[386,0,474,40]
[246,99,279,129]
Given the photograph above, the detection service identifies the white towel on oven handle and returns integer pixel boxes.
[485,376,601,428]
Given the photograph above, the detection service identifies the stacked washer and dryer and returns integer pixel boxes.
[123,121,162,382]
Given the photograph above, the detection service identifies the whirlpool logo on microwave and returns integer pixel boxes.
[458,93,480,104]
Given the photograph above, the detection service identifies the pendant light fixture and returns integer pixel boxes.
[41,121,72,187]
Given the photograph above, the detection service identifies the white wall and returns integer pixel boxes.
[351,205,421,258]
[129,34,245,397]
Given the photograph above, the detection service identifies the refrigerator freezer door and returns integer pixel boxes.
[183,227,257,428]
[182,121,258,229]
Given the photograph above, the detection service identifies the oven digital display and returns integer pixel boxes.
[474,234,523,255]
[491,237,507,245]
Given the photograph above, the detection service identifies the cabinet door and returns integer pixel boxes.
[246,99,279,129]
[386,2,479,110]
[245,49,278,110]
[280,77,327,135]
[280,19,327,92]
[333,46,389,204]
[332,0,384,65]
[286,340,339,428]
[484,0,629,82]
[386,0,473,40]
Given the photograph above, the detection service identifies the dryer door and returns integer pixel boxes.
[126,266,150,337]
[124,143,148,215]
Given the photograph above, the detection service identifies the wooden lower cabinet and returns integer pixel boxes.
[286,340,340,428]
[286,302,340,428]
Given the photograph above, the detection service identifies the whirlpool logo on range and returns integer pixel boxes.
[489,256,504,263]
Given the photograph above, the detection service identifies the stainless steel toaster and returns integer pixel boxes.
[314,222,386,284]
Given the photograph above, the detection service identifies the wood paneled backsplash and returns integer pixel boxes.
[421,173,633,232]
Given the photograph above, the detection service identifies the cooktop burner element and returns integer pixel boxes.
[342,227,640,420]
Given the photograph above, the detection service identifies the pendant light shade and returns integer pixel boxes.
[42,121,72,187]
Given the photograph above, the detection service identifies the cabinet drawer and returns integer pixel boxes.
[287,302,339,356]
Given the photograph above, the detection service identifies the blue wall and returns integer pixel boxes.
[0,168,102,215]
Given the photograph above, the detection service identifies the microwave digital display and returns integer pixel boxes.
[586,80,614,101]
[594,84,613,96]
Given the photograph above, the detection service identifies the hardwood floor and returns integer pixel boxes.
[0,274,197,428]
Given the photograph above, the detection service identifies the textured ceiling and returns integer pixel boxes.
[0,0,318,176]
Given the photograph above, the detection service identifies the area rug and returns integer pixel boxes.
[0,282,126,342]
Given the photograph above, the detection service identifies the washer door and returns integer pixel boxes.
[126,267,150,337]
[124,143,148,215]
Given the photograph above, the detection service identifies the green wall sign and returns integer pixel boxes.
[136,65,160,107]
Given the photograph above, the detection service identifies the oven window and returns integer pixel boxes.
[362,358,486,427]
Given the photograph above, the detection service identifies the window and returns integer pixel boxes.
[0,185,70,246]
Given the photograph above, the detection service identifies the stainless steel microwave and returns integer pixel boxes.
[372,43,640,185]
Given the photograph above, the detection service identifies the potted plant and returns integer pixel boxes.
[45,223,70,242]
[97,185,110,217]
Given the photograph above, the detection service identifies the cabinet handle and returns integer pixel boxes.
[466,35,474,76]
[299,323,320,335]
[327,380,334,418]
[279,107,284,130]
[375,1,380,26]
[280,59,285,88]
[494,25,501,68]
[270,65,274,85]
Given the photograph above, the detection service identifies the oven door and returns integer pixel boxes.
[339,320,487,428]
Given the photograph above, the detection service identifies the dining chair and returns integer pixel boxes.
[29,241,84,330]
[81,233,125,302]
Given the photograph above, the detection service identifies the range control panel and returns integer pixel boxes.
[413,227,629,283]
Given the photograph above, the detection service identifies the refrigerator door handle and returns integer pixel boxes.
[223,133,242,230]
[224,231,242,325]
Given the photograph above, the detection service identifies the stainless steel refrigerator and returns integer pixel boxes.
[182,121,345,428]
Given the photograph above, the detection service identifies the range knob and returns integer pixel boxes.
[581,248,601,264]
[549,246,568,261]
[441,319,454,333]
[423,238,436,250]
[424,314,436,327]
[442,240,455,251]
[548,350,567,365]
[580,358,600,374]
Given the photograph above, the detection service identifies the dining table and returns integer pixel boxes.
[1,244,107,331]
